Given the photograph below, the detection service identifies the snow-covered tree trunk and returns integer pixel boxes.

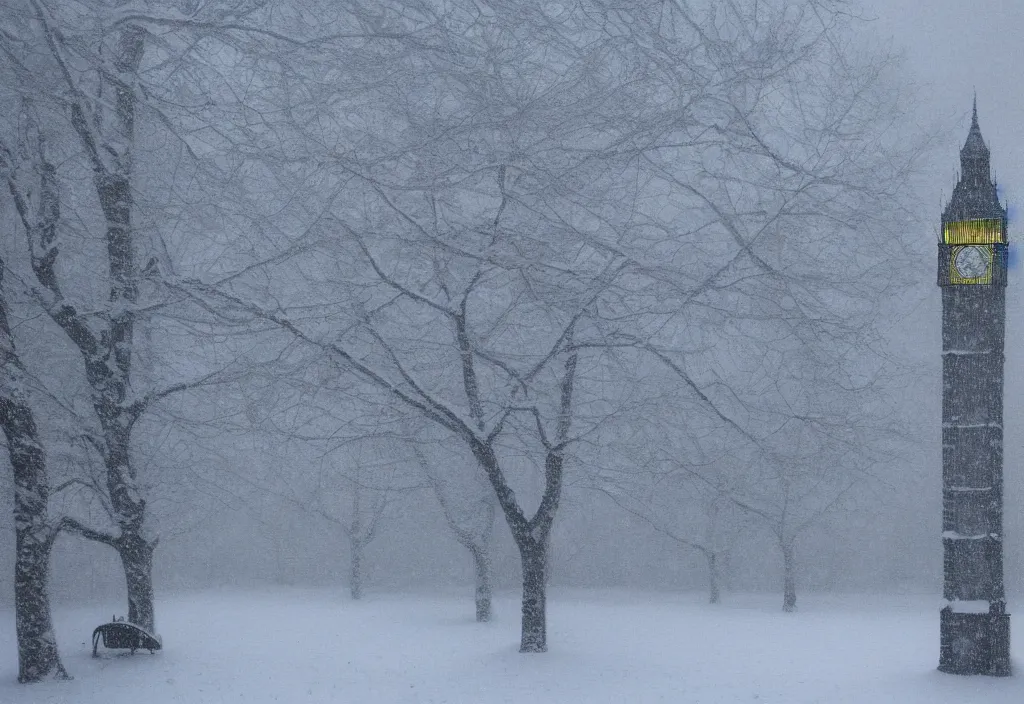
[519,541,547,652]
[469,350,576,653]
[706,551,721,605]
[445,510,495,622]
[349,537,365,601]
[470,437,556,651]
[782,541,797,613]
[13,522,65,682]
[0,259,68,682]
[419,444,496,623]
[4,399,68,682]
[99,417,155,631]
[118,531,156,633]
[469,542,492,623]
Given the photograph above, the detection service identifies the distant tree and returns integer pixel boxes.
[632,333,907,613]
[596,460,751,605]
[413,436,496,622]
[571,0,925,612]
[313,446,414,601]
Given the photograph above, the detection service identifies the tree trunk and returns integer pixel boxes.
[469,544,492,622]
[706,551,721,605]
[519,542,547,652]
[100,418,157,633]
[781,542,797,613]
[467,348,574,653]
[5,407,68,681]
[0,284,69,681]
[118,531,156,633]
[350,539,364,601]
[15,531,67,682]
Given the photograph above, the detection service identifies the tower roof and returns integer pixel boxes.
[961,96,989,159]
[942,98,1003,224]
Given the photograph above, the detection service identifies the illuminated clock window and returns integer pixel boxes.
[944,218,1003,244]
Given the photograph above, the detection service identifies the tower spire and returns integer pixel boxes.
[956,96,992,191]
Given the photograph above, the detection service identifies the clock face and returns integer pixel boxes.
[953,245,990,279]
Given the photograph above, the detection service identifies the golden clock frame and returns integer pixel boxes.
[949,244,993,285]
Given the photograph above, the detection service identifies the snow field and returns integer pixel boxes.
[0,589,1021,703]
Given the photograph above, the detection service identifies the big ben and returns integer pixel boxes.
[938,99,1011,676]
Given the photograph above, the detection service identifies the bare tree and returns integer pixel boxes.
[641,336,906,612]
[176,242,596,653]
[0,0,337,633]
[567,0,926,612]
[596,464,751,605]
[0,5,162,632]
[0,137,70,682]
[313,449,410,601]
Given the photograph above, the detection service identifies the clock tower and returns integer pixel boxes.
[937,99,1011,676]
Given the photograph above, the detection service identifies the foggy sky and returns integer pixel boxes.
[4,0,1024,606]
[862,0,1024,594]
[862,0,1024,210]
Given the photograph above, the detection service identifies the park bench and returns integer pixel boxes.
[92,617,162,656]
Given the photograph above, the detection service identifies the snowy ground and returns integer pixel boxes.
[0,589,1021,703]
